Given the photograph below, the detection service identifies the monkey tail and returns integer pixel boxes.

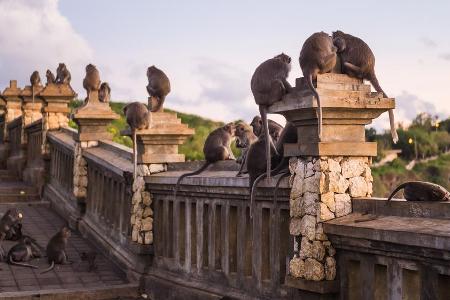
[9,256,38,269]
[272,170,290,218]
[133,129,137,179]
[174,162,211,200]
[259,106,272,180]
[369,74,398,144]
[387,182,409,201]
[306,74,322,141]
[40,261,55,274]
[250,172,268,219]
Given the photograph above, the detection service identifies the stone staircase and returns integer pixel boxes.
[0,169,40,202]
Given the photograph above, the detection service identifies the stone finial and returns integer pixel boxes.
[269,73,395,157]
[73,64,119,142]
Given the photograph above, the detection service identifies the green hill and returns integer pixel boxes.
[68,100,233,161]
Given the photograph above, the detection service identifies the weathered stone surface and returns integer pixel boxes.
[132,191,142,205]
[300,215,316,240]
[289,157,298,174]
[290,198,302,218]
[73,186,86,198]
[301,192,318,216]
[328,159,341,173]
[341,157,366,178]
[335,193,352,217]
[321,191,335,212]
[143,207,153,218]
[325,256,336,280]
[133,176,145,192]
[363,165,373,182]
[319,172,328,194]
[289,217,302,236]
[328,172,349,193]
[315,223,328,241]
[132,227,139,242]
[319,203,335,222]
[304,172,321,194]
[144,231,153,244]
[304,258,325,281]
[299,237,312,259]
[289,257,305,278]
[142,191,151,206]
[314,158,328,172]
[323,241,336,256]
[142,217,153,231]
[305,162,314,178]
[79,176,88,187]
[312,241,326,261]
[149,163,166,174]
[130,215,136,225]
[137,164,150,177]
[349,176,368,197]
[294,159,306,179]
[290,175,304,200]
[87,140,98,148]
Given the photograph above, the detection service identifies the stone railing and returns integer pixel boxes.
[145,162,292,298]
[23,119,46,192]
[6,116,25,177]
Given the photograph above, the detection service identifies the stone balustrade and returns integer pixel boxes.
[2,71,450,300]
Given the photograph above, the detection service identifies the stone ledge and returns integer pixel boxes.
[284,275,340,294]
[284,141,377,157]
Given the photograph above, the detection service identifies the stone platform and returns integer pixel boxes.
[0,202,136,298]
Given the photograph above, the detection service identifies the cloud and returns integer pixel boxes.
[419,37,437,48]
[371,91,443,132]
[439,53,450,61]
[0,0,93,94]
[168,58,259,122]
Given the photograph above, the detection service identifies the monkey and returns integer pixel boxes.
[0,209,23,261]
[387,181,450,202]
[249,122,298,215]
[99,82,111,103]
[234,122,258,177]
[55,63,71,84]
[251,53,292,180]
[332,30,398,143]
[5,221,22,241]
[45,69,56,85]
[30,71,41,103]
[123,102,151,179]
[299,32,337,142]
[7,236,41,269]
[174,123,236,198]
[79,251,97,272]
[146,66,171,112]
[83,64,101,102]
[249,115,283,142]
[41,227,72,274]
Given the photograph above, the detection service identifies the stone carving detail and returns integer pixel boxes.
[288,155,372,281]
[130,163,166,245]
[73,143,88,198]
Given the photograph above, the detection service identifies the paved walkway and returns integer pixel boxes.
[0,202,132,296]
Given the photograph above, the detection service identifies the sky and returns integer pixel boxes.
[0,0,449,131]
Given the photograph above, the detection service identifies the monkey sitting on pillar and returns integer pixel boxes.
[99,82,111,103]
[251,53,292,180]
[332,30,398,143]
[41,227,72,273]
[7,236,42,269]
[146,66,171,112]
[235,122,258,177]
[46,69,56,85]
[250,115,283,142]
[30,71,41,103]
[55,63,72,84]
[123,102,151,178]
[174,123,236,198]
[83,64,101,102]
[299,31,337,142]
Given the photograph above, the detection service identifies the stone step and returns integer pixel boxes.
[0,182,40,202]
[0,169,18,182]
[0,283,139,300]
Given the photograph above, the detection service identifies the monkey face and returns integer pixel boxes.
[274,53,291,65]
[235,123,251,148]
[61,227,71,238]
[333,37,346,53]
[223,123,236,136]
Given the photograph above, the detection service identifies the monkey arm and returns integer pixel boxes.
[282,78,293,93]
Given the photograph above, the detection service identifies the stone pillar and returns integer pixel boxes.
[123,111,194,245]
[269,74,393,293]
[0,81,23,168]
[21,84,44,128]
[72,86,119,201]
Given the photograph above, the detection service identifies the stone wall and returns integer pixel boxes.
[73,142,94,198]
[130,163,166,245]
[288,156,373,281]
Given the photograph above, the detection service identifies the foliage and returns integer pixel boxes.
[68,100,240,161]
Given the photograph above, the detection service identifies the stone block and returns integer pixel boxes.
[312,241,326,261]
[319,203,335,222]
[327,158,341,173]
[325,256,336,280]
[304,258,325,281]
[349,176,368,197]
[303,172,321,194]
[341,157,367,178]
[321,191,335,212]
[335,193,352,217]
[290,257,305,278]
[142,191,152,206]
[328,172,349,194]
